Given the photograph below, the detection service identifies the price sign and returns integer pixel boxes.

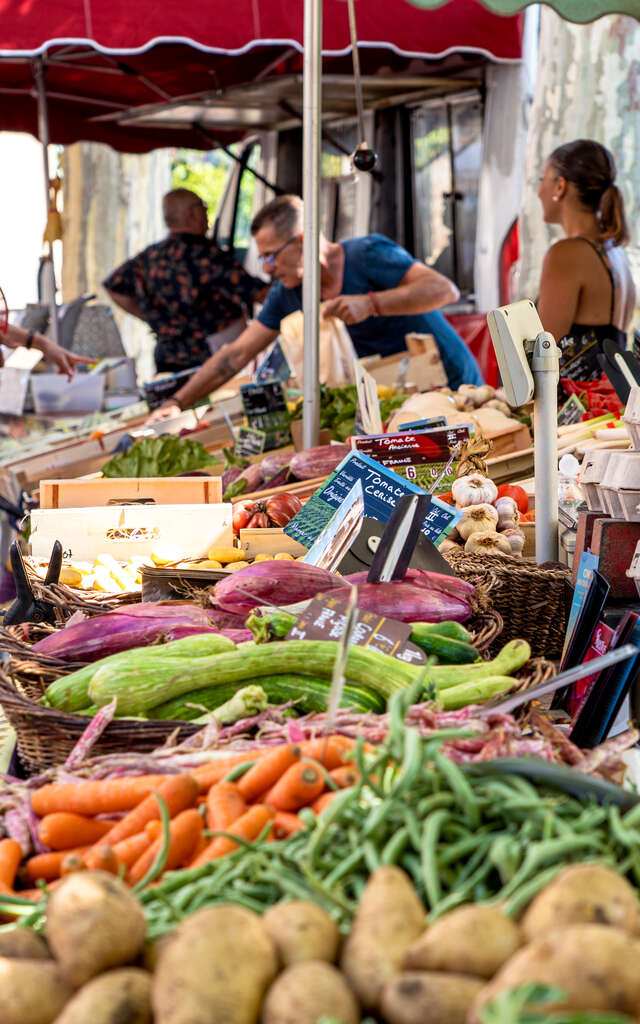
[290,593,426,664]
[353,358,382,435]
[240,380,292,451]
[254,340,292,384]
[234,426,266,458]
[558,394,586,426]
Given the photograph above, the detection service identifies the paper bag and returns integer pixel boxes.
[278,306,357,387]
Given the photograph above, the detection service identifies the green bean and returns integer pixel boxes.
[504,863,568,918]
[499,835,603,899]
[381,827,410,865]
[420,808,450,909]
[324,848,366,888]
[222,760,256,782]
[608,805,640,848]
[363,841,381,874]
[435,753,480,828]
[133,790,171,893]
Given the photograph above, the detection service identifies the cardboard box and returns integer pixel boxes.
[239,528,307,558]
[361,338,447,391]
[29,503,232,561]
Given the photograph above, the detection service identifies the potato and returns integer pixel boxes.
[261,960,359,1024]
[262,900,340,966]
[380,971,484,1024]
[45,871,146,988]
[469,924,640,1022]
[521,863,640,941]
[53,968,152,1024]
[0,929,50,959]
[152,904,277,1024]
[0,956,72,1024]
[340,866,426,1010]
[403,904,521,978]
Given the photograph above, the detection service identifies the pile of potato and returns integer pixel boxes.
[6,861,640,1024]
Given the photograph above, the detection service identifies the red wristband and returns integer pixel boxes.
[367,291,382,317]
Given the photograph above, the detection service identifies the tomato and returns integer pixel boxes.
[247,511,271,529]
[438,491,455,505]
[496,484,529,515]
[265,492,303,527]
[521,509,536,522]
[232,501,258,534]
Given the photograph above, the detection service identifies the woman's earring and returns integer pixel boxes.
[552,196,559,202]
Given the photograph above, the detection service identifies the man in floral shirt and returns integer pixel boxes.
[103,188,267,373]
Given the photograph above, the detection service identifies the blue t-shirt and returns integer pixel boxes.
[257,234,483,389]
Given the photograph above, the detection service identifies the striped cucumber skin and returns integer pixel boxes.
[149,674,385,721]
[408,626,479,664]
[45,632,236,713]
[89,640,418,714]
[410,621,472,643]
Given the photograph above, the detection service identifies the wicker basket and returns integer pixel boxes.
[25,571,141,624]
[445,552,571,661]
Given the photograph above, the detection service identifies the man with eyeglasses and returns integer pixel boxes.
[150,193,482,418]
[103,188,267,375]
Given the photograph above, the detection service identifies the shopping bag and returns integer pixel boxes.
[278,306,357,387]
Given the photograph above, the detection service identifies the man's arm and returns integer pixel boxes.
[322,262,459,325]
[105,290,147,323]
[152,320,278,418]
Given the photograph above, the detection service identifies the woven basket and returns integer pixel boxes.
[25,571,141,624]
[445,552,571,661]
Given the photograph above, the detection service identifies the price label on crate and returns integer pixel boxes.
[289,593,426,663]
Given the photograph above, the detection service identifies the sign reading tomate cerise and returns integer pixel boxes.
[352,425,472,493]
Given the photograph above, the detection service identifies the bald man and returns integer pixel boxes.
[103,188,267,374]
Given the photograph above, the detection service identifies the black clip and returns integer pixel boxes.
[4,540,62,626]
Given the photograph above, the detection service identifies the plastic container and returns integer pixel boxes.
[626,539,640,596]
[623,386,640,451]
[600,451,640,490]
[580,449,615,511]
[31,374,105,414]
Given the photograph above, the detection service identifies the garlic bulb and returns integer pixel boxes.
[465,531,512,556]
[494,496,520,531]
[502,527,525,556]
[457,503,499,541]
[454,393,475,412]
[485,398,512,416]
[451,473,498,509]
[438,537,462,554]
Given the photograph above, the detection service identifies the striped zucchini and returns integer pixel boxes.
[89,640,418,715]
[45,632,236,713]
[149,674,385,721]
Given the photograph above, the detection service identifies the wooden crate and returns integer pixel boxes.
[29,503,232,561]
[39,476,223,509]
[239,528,307,558]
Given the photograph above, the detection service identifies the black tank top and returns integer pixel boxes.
[557,237,627,381]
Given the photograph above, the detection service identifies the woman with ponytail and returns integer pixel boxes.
[537,139,636,381]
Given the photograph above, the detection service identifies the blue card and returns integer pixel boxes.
[284,450,461,549]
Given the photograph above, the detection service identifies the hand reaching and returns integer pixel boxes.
[322,293,376,326]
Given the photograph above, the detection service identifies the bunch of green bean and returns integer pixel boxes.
[133,685,640,940]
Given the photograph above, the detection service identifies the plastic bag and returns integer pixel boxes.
[278,305,357,387]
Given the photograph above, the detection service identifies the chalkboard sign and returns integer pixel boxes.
[234,425,267,457]
[558,394,586,426]
[284,450,461,550]
[289,593,426,665]
[240,380,292,451]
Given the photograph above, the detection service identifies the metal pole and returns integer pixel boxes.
[532,331,560,563]
[33,57,59,344]
[301,0,322,449]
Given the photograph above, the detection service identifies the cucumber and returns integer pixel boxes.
[89,640,417,714]
[410,621,472,644]
[408,625,479,664]
[439,675,517,710]
[45,632,236,713]
[149,674,385,720]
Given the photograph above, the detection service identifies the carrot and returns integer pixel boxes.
[31,775,169,817]
[206,781,246,831]
[38,812,113,851]
[311,792,337,815]
[191,804,274,868]
[112,832,152,870]
[25,846,91,883]
[264,761,325,812]
[272,811,307,840]
[191,751,266,791]
[328,765,359,789]
[298,736,357,769]
[186,832,208,867]
[237,745,300,802]
[0,839,23,892]
[128,809,203,886]
[60,851,88,876]
[83,843,119,874]
[145,820,162,840]
[95,774,200,849]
